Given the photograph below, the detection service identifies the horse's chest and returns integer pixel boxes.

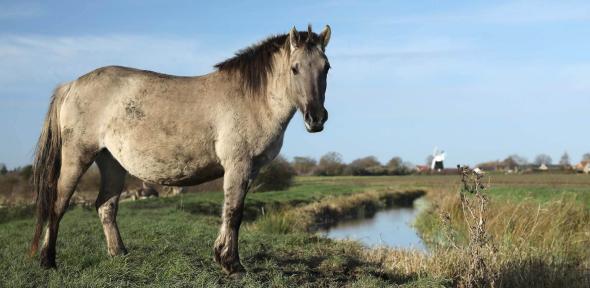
[252,132,284,166]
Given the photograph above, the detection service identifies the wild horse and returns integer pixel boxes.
[30,25,331,275]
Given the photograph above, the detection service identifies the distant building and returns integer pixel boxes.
[575,161,590,174]
[415,165,430,173]
[538,163,548,171]
[431,148,446,172]
[476,161,501,172]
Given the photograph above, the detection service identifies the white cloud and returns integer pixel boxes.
[0,34,229,96]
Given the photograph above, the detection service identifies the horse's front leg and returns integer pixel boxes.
[214,161,252,275]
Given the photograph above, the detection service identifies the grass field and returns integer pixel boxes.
[0,174,589,287]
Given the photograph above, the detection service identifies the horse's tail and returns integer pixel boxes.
[30,87,65,257]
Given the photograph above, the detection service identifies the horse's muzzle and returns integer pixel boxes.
[304,108,328,133]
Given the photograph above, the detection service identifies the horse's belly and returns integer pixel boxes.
[106,139,224,186]
[137,160,224,186]
[125,154,224,186]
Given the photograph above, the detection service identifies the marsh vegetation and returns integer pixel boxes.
[0,174,588,287]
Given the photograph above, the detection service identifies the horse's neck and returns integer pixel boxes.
[260,53,297,133]
[265,90,296,130]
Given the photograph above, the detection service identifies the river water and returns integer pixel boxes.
[320,198,428,251]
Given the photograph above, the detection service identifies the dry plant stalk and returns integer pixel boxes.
[457,165,497,288]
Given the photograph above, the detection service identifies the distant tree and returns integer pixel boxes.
[534,154,552,165]
[506,154,528,166]
[291,156,317,176]
[517,155,527,165]
[502,158,516,170]
[582,153,590,162]
[347,156,382,175]
[252,155,295,192]
[559,152,571,167]
[18,165,33,180]
[498,154,529,170]
[400,161,415,175]
[314,152,346,176]
[0,163,7,176]
[385,157,412,175]
[364,165,387,175]
[386,157,402,173]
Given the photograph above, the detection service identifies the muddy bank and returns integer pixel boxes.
[253,189,426,235]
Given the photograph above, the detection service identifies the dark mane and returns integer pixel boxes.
[215,31,320,95]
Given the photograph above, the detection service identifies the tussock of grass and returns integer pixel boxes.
[412,180,590,287]
[418,191,590,255]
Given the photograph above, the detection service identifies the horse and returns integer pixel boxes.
[133,182,159,199]
[29,24,331,275]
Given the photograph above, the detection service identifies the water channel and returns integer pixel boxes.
[320,198,428,251]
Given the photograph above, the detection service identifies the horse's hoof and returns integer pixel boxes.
[40,262,56,269]
[108,247,128,257]
[229,269,245,280]
[40,250,56,269]
[227,263,246,280]
[40,257,56,269]
[222,261,245,277]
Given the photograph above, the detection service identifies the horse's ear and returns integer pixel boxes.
[289,26,299,52]
[319,25,331,50]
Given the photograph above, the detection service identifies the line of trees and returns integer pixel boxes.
[477,152,590,171]
[0,152,410,199]
[292,152,414,176]
[3,150,589,198]
[0,163,32,179]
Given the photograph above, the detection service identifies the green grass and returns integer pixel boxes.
[0,177,431,287]
[487,186,590,207]
[1,174,589,287]
[2,206,399,287]
[412,174,590,287]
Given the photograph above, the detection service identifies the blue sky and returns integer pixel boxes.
[1,0,589,168]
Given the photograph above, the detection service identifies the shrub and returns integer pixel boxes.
[365,165,387,175]
[386,157,414,175]
[0,164,7,176]
[17,165,32,180]
[291,156,317,175]
[251,155,295,192]
[346,156,383,175]
[314,152,346,176]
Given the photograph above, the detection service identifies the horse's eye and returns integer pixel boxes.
[291,64,299,75]
[324,63,331,73]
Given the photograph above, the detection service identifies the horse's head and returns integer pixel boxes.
[287,25,331,133]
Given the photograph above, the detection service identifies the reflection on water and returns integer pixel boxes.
[321,198,427,251]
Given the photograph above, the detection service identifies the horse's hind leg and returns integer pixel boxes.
[40,146,94,268]
[95,150,128,256]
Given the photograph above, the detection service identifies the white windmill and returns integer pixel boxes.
[431,147,446,172]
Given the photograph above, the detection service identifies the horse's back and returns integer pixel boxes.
[59,66,224,186]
